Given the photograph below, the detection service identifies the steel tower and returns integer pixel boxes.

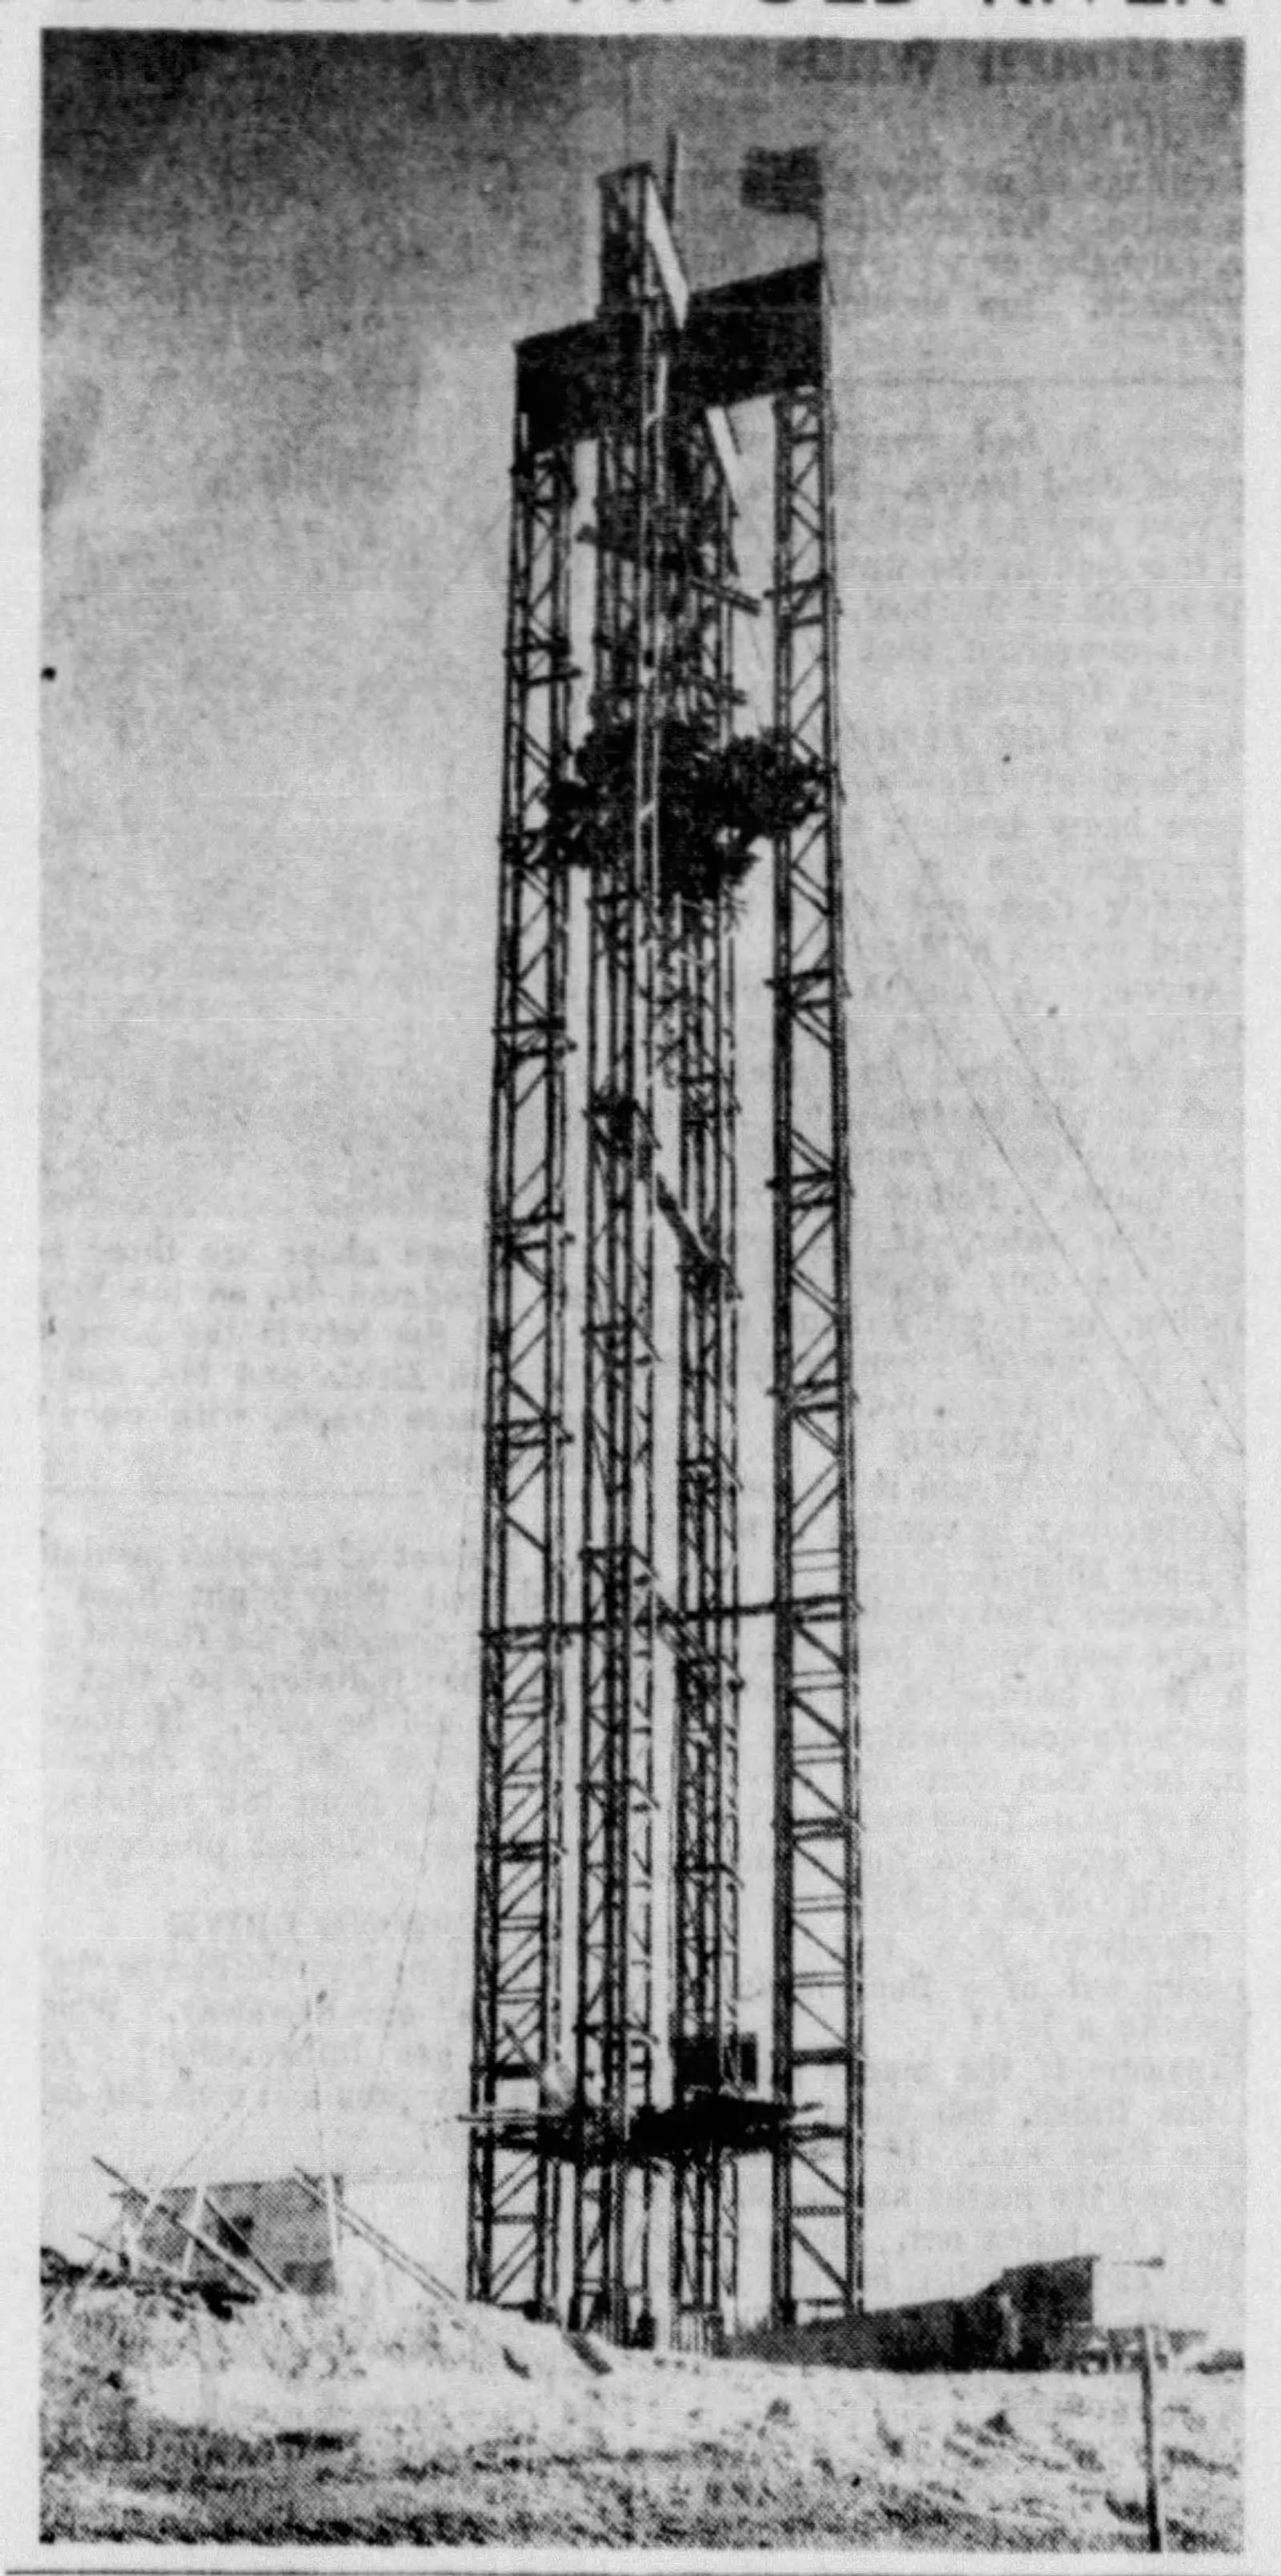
[665,355,744,2336]
[571,165,671,2339]
[467,158,861,2337]
[465,376,574,2316]
[769,312,864,2325]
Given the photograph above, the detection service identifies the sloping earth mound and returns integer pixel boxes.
[42,2277,1243,2549]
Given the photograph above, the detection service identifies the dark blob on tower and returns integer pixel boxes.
[551,719,826,909]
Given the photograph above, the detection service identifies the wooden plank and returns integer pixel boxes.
[94,2157,263,2301]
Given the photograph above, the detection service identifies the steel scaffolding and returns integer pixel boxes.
[665,407,743,2331]
[466,415,575,2315]
[571,167,672,2341]
[466,161,861,2339]
[769,319,865,2322]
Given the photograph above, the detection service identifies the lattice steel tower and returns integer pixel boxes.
[466,154,861,2341]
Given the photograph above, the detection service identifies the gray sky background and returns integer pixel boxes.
[42,34,1243,2325]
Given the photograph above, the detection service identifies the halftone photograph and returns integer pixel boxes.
[41,29,1244,2550]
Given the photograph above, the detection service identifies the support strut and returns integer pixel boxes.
[467,410,575,2317]
[666,402,744,2333]
[769,291,865,2323]
[571,167,673,2341]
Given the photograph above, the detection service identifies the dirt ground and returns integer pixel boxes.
[42,2271,1243,2550]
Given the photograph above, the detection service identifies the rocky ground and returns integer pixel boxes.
[42,2271,1243,2550]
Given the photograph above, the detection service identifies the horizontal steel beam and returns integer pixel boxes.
[483,1595,838,1647]
[516,263,823,455]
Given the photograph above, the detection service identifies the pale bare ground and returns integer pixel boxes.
[42,2277,1243,2550]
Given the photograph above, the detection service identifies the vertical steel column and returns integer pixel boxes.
[468,408,575,2314]
[769,279,864,2321]
[572,171,671,2340]
[666,414,743,2329]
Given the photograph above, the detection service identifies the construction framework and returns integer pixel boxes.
[466,397,574,2316]
[770,338,864,2323]
[665,366,744,2334]
[572,166,669,2339]
[467,159,861,2339]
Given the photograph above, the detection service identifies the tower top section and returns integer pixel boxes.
[516,190,824,466]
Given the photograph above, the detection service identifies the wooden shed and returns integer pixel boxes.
[135,2173,342,2296]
